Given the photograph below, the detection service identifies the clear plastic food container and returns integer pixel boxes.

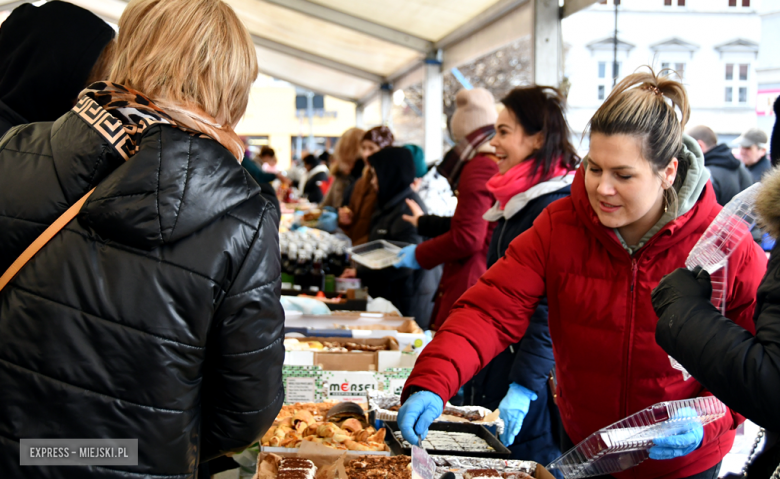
[685,182,761,314]
[546,397,727,478]
[348,240,405,270]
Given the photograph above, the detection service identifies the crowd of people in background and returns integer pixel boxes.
[0,0,779,478]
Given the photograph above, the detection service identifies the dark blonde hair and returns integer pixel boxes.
[589,68,691,211]
[332,127,366,175]
[84,39,116,88]
[109,0,257,127]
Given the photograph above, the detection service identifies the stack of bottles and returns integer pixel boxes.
[280,229,351,293]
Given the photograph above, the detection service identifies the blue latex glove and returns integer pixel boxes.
[397,391,443,446]
[316,211,338,232]
[394,244,421,270]
[761,232,776,251]
[649,407,704,460]
[498,383,538,446]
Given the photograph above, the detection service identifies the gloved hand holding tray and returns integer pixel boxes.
[546,397,726,478]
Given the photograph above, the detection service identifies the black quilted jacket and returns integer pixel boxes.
[0,109,284,478]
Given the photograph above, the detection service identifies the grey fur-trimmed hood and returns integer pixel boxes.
[756,166,780,239]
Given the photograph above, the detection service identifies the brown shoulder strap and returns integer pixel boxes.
[0,188,95,292]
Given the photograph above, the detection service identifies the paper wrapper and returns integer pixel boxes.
[254,442,350,479]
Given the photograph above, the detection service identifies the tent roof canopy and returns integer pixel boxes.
[0,0,598,104]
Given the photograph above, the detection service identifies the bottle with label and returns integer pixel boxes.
[309,251,325,294]
[329,244,348,277]
[293,250,312,292]
[281,245,297,290]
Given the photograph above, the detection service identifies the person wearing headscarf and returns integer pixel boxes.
[0,1,115,137]
[339,125,394,245]
[345,147,440,327]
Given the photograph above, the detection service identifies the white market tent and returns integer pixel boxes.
[1,0,599,161]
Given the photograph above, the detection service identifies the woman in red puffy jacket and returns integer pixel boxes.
[398,69,767,479]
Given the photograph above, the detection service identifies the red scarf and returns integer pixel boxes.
[487,157,569,210]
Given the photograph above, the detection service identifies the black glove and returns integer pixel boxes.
[651,266,712,319]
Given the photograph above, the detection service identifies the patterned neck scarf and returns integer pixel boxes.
[437,124,495,190]
[74,82,244,162]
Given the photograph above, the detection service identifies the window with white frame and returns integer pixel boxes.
[660,62,686,80]
[597,61,621,101]
[724,62,750,104]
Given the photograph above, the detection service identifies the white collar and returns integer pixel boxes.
[483,173,575,222]
[305,164,330,182]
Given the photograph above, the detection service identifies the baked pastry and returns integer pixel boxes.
[262,402,387,451]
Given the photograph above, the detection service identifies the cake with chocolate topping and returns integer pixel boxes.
[278,458,317,479]
[464,469,502,479]
[346,455,411,479]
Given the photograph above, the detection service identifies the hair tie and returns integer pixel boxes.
[644,84,662,96]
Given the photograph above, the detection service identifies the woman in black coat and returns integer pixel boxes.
[0,1,283,478]
[343,147,441,328]
[302,154,330,203]
[652,166,780,476]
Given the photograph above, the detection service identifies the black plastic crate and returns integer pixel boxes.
[384,421,510,458]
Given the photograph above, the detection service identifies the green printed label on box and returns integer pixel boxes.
[322,371,378,401]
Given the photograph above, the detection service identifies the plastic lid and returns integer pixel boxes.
[546,397,727,478]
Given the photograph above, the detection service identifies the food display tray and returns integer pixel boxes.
[348,240,404,270]
[259,446,390,456]
[384,421,511,458]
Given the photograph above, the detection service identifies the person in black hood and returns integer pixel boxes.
[354,147,441,328]
[0,1,115,137]
[688,125,753,205]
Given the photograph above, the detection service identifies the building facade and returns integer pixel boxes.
[757,0,780,138]
[236,74,357,169]
[562,0,762,150]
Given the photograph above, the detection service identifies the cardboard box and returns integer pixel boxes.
[287,319,427,353]
[282,365,414,405]
[285,337,401,372]
[285,312,411,329]
[283,337,416,403]
[345,321,426,352]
